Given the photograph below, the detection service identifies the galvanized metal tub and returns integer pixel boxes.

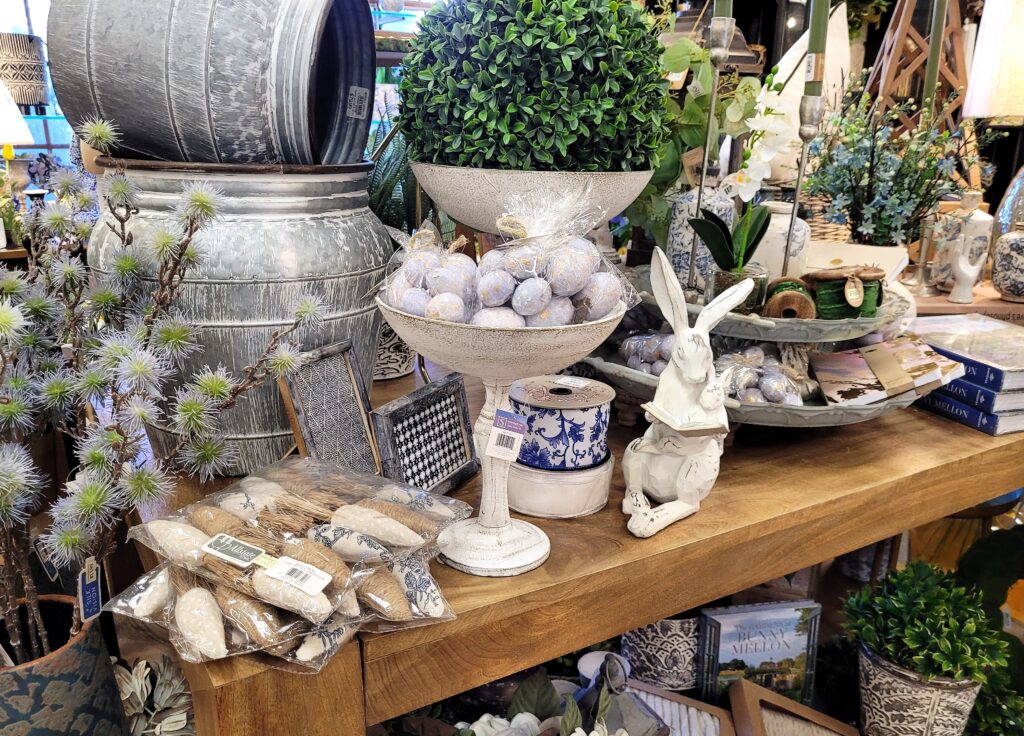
[48,0,374,165]
[90,159,391,473]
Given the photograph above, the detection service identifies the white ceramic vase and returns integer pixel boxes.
[749,201,809,281]
[665,185,736,290]
[933,192,992,292]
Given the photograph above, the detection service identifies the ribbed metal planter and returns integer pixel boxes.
[90,159,391,473]
[48,0,374,165]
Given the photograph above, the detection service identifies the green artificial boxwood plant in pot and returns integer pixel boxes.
[844,561,1010,736]
[398,0,669,233]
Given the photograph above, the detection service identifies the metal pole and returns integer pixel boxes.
[783,95,823,277]
[686,16,735,293]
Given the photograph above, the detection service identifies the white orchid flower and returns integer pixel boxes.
[456,713,541,736]
[722,169,763,202]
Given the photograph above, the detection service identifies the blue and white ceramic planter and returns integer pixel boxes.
[665,186,736,290]
[993,229,1024,303]
[509,376,615,471]
[933,196,993,292]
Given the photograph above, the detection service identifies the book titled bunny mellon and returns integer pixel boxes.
[622,248,755,538]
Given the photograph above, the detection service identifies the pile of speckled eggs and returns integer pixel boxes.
[715,345,805,406]
[383,233,624,328]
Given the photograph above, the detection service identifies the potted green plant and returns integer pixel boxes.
[688,205,771,313]
[844,561,1009,736]
[0,121,322,732]
[398,0,668,233]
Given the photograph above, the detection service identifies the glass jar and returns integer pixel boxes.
[705,262,769,314]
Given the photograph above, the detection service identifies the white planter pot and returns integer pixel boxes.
[749,200,809,281]
[859,644,981,736]
[410,162,652,234]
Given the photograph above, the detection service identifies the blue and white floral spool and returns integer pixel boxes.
[993,227,1024,303]
[509,376,615,471]
[665,186,736,290]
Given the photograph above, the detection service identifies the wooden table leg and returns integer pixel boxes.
[186,641,365,736]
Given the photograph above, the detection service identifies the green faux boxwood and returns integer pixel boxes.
[398,0,669,172]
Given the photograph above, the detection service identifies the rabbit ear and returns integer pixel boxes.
[694,278,755,334]
[650,248,691,335]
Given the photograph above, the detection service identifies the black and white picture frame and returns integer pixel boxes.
[371,373,480,496]
[278,340,381,475]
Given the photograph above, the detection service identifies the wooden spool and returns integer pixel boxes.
[764,278,817,319]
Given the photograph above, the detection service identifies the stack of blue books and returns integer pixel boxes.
[911,315,1024,436]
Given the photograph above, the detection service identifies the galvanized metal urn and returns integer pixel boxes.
[90,160,391,473]
[48,0,375,165]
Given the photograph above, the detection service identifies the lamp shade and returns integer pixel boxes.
[0,80,33,146]
[963,0,1024,118]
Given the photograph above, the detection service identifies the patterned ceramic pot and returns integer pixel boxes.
[993,228,1024,303]
[0,595,128,734]
[509,376,614,470]
[750,201,810,281]
[620,618,701,691]
[374,322,415,381]
[665,186,736,291]
[858,644,980,736]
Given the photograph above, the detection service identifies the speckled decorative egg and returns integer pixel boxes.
[426,266,469,298]
[738,388,766,403]
[404,250,442,285]
[658,334,676,361]
[478,249,506,276]
[470,307,526,328]
[640,336,662,364]
[445,252,478,281]
[424,293,466,323]
[627,354,644,372]
[525,296,574,327]
[398,287,431,317]
[546,247,594,296]
[758,374,789,403]
[782,393,804,406]
[512,277,552,316]
[504,245,547,279]
[385,271,412,307]
[477,270,516,307]
[572,272,621,322]
[652,359,668,376]
[567,237,602,272]
[742,346,765,364]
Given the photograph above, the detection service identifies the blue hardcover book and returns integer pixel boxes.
[937,379,1024,414]
[918,392,1024,436]
[911,315,1024,392]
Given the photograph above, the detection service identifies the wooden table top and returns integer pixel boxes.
[915,281,1024,324]
[157,367,1024,728]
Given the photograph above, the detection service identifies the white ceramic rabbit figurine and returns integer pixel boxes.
[948,242,985,305]
[622,248,754,538]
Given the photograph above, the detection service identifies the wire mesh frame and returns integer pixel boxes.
[278,340,382,475]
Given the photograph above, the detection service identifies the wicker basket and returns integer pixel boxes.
[802,194,851,243]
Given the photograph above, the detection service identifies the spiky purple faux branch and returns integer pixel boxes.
[0,120,325,653]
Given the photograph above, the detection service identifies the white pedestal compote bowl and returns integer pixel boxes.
[377,297,627,576]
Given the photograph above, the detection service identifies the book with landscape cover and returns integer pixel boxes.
[911,315,1024,392]
[811,340,940,406]
[699,600,821,706]
[937,378,1024,414]
[918,392,1024,436]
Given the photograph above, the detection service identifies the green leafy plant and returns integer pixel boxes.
[688,205,770,273]
[839,0,892,38]
[844,561,1009,683]
[398,0,668,171]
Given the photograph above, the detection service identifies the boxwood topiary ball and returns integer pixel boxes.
[398,0,668,172]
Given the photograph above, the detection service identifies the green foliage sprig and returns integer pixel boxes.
[844,561,1008,684]
[398,0,668,172]
[689,205,770,273]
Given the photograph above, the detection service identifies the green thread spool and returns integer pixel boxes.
[764,278,817,319]
[803,267,885,320]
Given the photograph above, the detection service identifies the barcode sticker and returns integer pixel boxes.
[346,86,370,120]
[485,409,529,461]
[555,376,589,389]
[201,533,266,568]
[266,556,332,596]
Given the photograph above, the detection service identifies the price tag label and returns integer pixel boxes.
[485,409,529,462]
[78,556,102,623]
[201,534,266,568]
[33,536,60,582]
[346,86,370,120]
[805,53,824,83]
[555,376,590,389]
[266,556,332,596]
